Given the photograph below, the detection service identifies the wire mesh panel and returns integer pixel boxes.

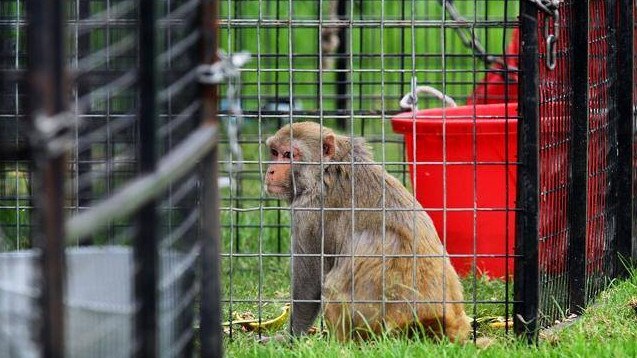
[535,0,573,327]
[66,0,140,244]
[585,0,619,299]
[0,0,30,250]
[0,0,222,356]
[219,0,519,346]
[519,0,635,335]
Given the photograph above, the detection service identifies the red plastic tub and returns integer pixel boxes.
[467,28,519,105]
[391,103,518,277]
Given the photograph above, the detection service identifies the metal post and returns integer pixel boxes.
[615,0,635,276]
[514,0,540,343]
[199,0,223,356]
[135,0,158,356]
[77,0,93,245]
[26,0,67,356]
[568,0,589,314]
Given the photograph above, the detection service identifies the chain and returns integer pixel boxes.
[526,0,561,15]
[224,72,245,180]
[441,0,518,72]
[198,50,251,184]
[197,50,251,85]
[527,0,562,70]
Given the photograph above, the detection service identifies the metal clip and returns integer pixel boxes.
[31,111,77,157]
[543,9,559,70]
[197,51,251,84]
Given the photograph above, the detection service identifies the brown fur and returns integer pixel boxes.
[265,121,470,342]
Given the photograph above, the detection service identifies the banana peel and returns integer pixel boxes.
[222,304,290,333]
[223,306,513,334]
[469,316,513,329]
[488,319,513,329]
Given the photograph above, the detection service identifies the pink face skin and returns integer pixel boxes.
[264,144,299,198]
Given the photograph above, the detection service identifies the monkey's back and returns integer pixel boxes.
[319,164,469,341]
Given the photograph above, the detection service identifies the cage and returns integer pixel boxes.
[0,0,222,356]
[0,0,635,355]
[216,0,636,347]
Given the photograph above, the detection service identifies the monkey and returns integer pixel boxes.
[264,122,470,342]
[320,0,341,70]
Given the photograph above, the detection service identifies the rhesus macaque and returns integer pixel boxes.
[320,0,340,69]
[265,122,470,342]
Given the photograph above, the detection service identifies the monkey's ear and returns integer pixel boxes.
[323,134,336,159]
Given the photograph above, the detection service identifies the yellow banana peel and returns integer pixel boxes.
[222,304,290,333]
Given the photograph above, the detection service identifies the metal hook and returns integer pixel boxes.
[543,10,559,70]
[546,34,557,70]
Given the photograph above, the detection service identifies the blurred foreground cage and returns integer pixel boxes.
[217,0,637,347]
[0,0,223,356]
[0,0,636,356]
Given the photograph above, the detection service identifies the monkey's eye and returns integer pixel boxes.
[270,149,278,157]
[283,151,291,159]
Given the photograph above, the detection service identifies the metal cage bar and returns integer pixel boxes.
[514,0,540,342]
[135,0,159,356]
[568,0,589,315]
[616,0,636,276]
[199,0,224,356]
[26,0,67,356]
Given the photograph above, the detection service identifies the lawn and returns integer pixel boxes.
[224,269,637,357]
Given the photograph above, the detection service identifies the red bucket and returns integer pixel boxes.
[391,103,518,277]
[468,28,519,105]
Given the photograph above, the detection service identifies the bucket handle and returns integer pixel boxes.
[399,85,458,111]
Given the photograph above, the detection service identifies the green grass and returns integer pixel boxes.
[225,269,637,357]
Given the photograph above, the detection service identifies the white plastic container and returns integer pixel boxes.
[0,246,195,357]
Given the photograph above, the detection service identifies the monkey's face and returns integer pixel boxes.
[264,124,338,201]
[264,143,298,200]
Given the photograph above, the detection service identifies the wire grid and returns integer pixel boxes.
[67,0,202,355]
[66,0,140,244]
[218,0,518,341]
[585,0,619,300]
[535,1,573,326]
[0,0,30,251]
[0,0,204,355]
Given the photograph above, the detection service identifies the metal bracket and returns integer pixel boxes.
[197,51,251,84]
